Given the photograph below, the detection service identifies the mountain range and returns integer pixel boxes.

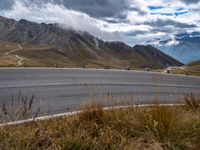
[147,32,200,64]
[0,15,182,69]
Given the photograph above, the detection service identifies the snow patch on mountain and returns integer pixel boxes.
[145,32,200,64]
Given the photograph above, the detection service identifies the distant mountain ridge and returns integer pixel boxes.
[147,32,200,64]
[0,15,182,68]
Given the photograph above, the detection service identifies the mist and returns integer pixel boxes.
[0,0,122,41]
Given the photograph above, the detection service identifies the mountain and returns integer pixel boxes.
[132,45,182,68]
[146,32,200,64]
[0,15,182,68]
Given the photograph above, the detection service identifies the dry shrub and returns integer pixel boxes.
[78,102,104,122]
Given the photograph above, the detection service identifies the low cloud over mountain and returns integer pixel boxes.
[146,32,200,64]
[0,0,199,46]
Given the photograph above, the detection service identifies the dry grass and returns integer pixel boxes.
[0,96,200,150]
[0,40,173,69]
[170,68,200,77]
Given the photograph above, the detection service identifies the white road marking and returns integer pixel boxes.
[0,104,185,127]
[0,82,199,89]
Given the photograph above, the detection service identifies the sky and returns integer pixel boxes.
[0,0,200,45]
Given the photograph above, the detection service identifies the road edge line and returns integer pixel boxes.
[0,104,184,127]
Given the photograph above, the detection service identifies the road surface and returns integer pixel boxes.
[0,68,200,116]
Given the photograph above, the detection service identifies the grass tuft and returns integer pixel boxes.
[184,93,199,111]
[0,91,41,123]
[78,102,104,123]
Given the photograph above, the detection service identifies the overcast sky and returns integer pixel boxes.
[0,0,200,45]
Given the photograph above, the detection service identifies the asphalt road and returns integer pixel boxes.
[0,68,200,116]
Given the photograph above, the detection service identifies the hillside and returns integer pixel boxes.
[163,60,200,76]
[0,16,182,69]
[187,60,200,68]
[186,60,200,76]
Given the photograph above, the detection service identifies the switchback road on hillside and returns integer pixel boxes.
[4,45,24,67]
[0,68,200,116]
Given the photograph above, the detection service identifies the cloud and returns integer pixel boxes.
[180,0,200,4]
[143,19,197,28]
[59,0,131,19]
[124,30,148,37]
[0,0,199,46]
[0,0,123,41]
[0,0,14,10]
[15,0,135,21]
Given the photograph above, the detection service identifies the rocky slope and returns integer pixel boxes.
[0,15,182,68]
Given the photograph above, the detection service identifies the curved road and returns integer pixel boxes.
[0,68,200,115]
